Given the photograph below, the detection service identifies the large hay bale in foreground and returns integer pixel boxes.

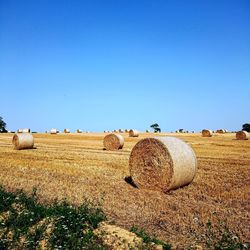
[103,133,124,150]
[129,137,197,192]
[50,129,57,134]
[236,131,249,140]
[202,129,212,137]
[12,133,34,150]
[129,129,139,137]
[64,129,70,133]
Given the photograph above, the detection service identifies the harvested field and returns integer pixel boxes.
[0,132,249,248]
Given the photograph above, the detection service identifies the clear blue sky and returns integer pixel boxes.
[0,0,249,132]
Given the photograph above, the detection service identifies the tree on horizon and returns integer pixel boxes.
[0,116,7,133]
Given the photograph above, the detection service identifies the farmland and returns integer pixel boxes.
[0,132,249,248]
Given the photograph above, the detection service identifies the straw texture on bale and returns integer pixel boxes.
[129,137,197,192]
[12,133,34,150]
[50,129,57,134]
[103,133,124,150]
[64,129,70,133]
[129,129,139,137]
[236,131,249,140]
[202,129,212,137]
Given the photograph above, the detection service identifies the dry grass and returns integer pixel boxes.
[0,132,249,247]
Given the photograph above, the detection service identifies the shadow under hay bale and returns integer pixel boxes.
[124,176,138,188]
[12,133,34,150]
[129,137,197,193]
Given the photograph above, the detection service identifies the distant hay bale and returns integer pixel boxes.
[236,131,249,140]
[113,129,118,133]
[22,128,30,133]
[76,129,82,133]
[125,129,129,133]
[103,133,124,150]
[129,129,139,137]
[64,129,70,133]
[12,133,34,150]
[202,129,213,137]
[216,129,225,134]
[50,128,57,134]
[119,129,124,133]
[129,137,197,192]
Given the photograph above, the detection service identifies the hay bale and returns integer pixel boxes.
[125,129,129,133]
[17,129,23,133]
[113,129,118,133]
[50,128,57,134]
[64,129,70,133]
[129,129,139,137]
[236,131,249,140]
[12,133,34,150]
[216,129,225,134]
[76,129,82,133]
[129,136,197,192]
[202,129,212,137]
[103,133,124,150]
[119,129,124,133]
[22,128,30,133]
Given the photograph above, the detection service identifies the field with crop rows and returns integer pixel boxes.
[0,132,249,248]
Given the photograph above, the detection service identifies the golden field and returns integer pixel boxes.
[0,132,249,247]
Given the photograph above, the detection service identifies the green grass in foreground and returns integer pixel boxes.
[0,186,106,249]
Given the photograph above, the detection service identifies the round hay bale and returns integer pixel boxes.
[125,129,129,133]
[113,129,118,133]
[12,133,34,150]
[103,133,124,150]
[50,128,57,134]
[119,129,124,133]
[129,129,139,137]
[64,129,70,133]
[236,131,249,140]
[202,129,212,137]
[129,137,197,192]
[22,128,30,133]
[216,129,224,134]
[76,129,82,133]
[17,129,23,133]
